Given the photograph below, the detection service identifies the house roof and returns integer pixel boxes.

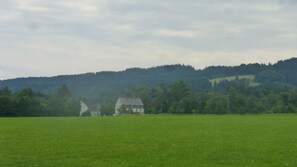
[117,97,144,106]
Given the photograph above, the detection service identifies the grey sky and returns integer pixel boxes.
[0,0,297,79]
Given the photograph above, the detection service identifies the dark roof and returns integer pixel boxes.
[117,97,144,106]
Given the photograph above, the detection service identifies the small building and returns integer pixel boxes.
[115,97,144,115]
[90,104,101,117]
[80,100,89,116]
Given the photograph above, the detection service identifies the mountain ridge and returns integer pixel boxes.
[1,57,297,100]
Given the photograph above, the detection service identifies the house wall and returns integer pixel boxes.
[115,98,145,115]
[91,111,100,116]
[131,107,144,114]
[115,103,144,115]
[115,102,122,115]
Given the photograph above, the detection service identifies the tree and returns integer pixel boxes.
[256,71,286,83]
[205,96,227,114]
[14,88,46,116]
[273,100,286,113]
[100,100,115,116]
[55,84,71,97]
[0,96,14,116]
[0,87,12,97]
[47,85,80,116]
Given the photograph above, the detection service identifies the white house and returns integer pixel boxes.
[115,97,144,115]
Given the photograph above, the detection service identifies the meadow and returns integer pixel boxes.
[1,115,297,167]
[209,75,259,87]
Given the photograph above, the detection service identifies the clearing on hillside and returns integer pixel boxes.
[209,75,259,87]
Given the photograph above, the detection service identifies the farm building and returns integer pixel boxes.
[90,104,101,117]
[115,97,144,115]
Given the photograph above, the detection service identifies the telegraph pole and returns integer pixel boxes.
[227,95,231,114]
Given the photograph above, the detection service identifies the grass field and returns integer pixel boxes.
[1,115,297,167]
[209,75,259,87]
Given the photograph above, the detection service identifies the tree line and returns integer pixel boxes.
[1,80,297,117]
[122,80,297,115]
[0,85,80,117]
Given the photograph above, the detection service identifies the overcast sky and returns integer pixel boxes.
[1,0,297,79]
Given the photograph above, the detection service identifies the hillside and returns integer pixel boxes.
[0,65,206,100]
[1,58,297,100]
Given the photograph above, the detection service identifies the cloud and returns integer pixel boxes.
[15,0,50,13]
[104,23,135,32]
[278,0,297,5]
[154,29,198,38]
[0,0,297,79]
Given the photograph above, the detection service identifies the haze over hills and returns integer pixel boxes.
[0,57,297,100]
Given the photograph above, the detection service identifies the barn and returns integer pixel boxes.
[115,97,144,115]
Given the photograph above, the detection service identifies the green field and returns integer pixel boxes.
[209,75,259,87]
[1,115,297,167]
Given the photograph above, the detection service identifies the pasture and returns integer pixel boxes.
[1,115,297,166]
[209,75,259,87]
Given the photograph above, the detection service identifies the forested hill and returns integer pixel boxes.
[0,58,297,99]
[204,57,297,85]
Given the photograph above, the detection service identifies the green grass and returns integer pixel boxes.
[209,75,259,87]
[1,115,297,167]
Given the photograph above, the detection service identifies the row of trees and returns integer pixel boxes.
[0,85,80,117]
[123,81,297,114]
[1,80,297,116]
